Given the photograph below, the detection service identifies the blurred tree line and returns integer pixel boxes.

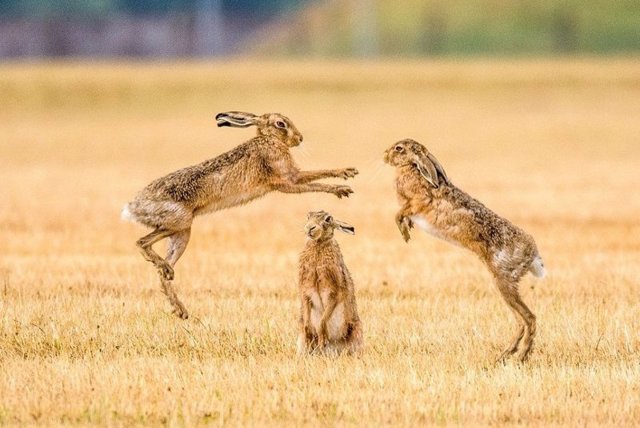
[0,0,304,16]
[253,0,640,57]
[0,0,309,57]
[0,0,638,57]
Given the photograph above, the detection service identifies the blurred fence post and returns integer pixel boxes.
[421,5,447,55]
[352,0,379,57]
[194,0,224,56]
[552,6,578,53]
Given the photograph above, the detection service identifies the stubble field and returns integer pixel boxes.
[0,59,639,425]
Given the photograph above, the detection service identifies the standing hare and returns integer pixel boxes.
[122,112,358,319]
[384,139,545,362]
[297,210,363,355]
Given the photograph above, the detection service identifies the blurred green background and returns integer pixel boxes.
[1,0,639,58]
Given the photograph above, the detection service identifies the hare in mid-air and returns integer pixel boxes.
[297,210,363,355]
[122,112,358,319]
[384,139,545,362]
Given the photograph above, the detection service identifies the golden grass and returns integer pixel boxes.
[0,59,639,426]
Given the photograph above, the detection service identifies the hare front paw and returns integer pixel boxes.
[396,216,413,242]
[336,168,359,180]
[332,185,354,199]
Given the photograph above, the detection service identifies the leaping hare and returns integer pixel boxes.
[297,211,363,355]
[384,139,545,362]
[122,112,358,319]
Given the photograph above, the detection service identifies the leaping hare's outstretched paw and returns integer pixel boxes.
[332,185,354,199]
[337,168,359,180]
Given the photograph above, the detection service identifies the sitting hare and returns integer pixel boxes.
[122,112,358,319]
[384,139,545,362]
[297,211,363,355]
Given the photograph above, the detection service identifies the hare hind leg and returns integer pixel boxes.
[323,322,364,356]
[345,322,364,356]
[136,228,175,280]
[496,278,536,362]
[515,302,536,362]
[166,228,191,267]
[296,331,318,355]
[497,313,524,362]
[160,228,191,320]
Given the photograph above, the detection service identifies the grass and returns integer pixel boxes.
[0,59,639,425]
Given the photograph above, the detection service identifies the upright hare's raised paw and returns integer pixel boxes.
[396,216,413,242]
[332,185,354,199]
[337,168,359,180]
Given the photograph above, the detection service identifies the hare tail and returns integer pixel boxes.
[121,203,136,222]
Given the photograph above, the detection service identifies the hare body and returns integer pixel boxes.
[297,211,363,356]
[385,139,545,362]
[126,138,284,229]
[123,112,358,319]
[400,184,540,280]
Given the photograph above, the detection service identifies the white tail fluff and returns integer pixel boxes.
[121,203,135,222]
[529,255,546,278]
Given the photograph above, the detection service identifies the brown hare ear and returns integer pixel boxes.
[413,152,440,188]
[215,111,258,128]
[413,150,449,188]
[427,152,450,185]
[333,219,355,235]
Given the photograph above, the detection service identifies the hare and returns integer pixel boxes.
[122,112,358,319]
[384,139,545,362]
[297,210,363,356]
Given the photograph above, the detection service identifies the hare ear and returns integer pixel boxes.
[333,219,355,235]
[413,153,440,188]
[427,152,450,185]
[215,111,258,128]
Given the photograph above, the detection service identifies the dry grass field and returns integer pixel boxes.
[0,59,639,426]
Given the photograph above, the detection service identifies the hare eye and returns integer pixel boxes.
[394,145,404,153]
[325,216,332,223]
[275,120,287,129]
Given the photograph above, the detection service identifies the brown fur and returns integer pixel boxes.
[297,211,363,356]
[123,112,358,319]
[384,139,545,362]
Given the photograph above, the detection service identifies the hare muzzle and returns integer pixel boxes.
[305,225,321,240]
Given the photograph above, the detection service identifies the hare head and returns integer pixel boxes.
[304,210,355,241]
[215,111,303,147]
[384,139,450,188]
